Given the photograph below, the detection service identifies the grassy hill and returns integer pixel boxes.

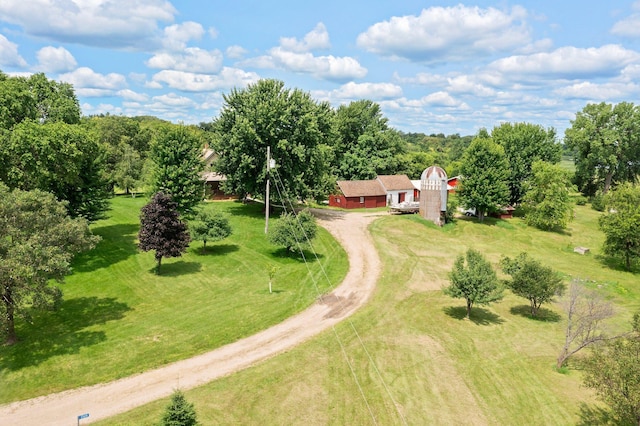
[97,204,639,425]
[0,197,347,403]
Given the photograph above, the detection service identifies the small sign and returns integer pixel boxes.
[78,413,89,419]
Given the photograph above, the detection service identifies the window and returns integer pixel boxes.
[360,196,364,203]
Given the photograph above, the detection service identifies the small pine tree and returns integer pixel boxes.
[161,390,198,426]
[138,192,190,273]
[189,209,232,253]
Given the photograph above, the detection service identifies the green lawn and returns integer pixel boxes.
[97,204,639,425]
[0,197,348,403]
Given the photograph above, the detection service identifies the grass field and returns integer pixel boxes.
[97,203,639,425]
[0,197,348,403]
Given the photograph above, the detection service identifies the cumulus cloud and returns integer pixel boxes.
[59,67,127,91]
[356,5,531,62]
[0,34,27,67]
[446,75,496,97]
[226,45,248,59]
[315,82,402,101]
[151,67,260,91]
[488,44,640,79]
[611,1,640,38]
[268,47,367,81]
[0,0,176,50]
[117,89,149,102]
[554,81,640,100]
[280,22,330,52]
[35,46,77,72]
[161,21,205,51]
[146,48,223,73]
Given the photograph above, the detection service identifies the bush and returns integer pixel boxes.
[590,192,605,211]
[575,196,587,206]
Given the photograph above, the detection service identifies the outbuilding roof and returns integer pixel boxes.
[337,180,386,197]
[377,174,414,191]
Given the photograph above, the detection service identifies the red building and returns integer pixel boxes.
[329,180,387,209]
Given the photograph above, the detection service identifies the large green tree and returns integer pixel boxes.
[332,100,406,180]
[522,160,574,231]
[268,209,318,254]
[0,185,99,345]
[0,120,110,221]
[443,248,503,319]
[565,102,640,196]
[150,125,204,216]
[458,134,510,221]
[599,183,640,271]
[212,79,334,202]
[492,122,561,205]
[501,252,566,316]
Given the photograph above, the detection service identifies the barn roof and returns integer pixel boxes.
[377,174,414,191]
[337,180,386,197]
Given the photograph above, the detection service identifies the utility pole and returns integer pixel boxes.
[265,146,271,234]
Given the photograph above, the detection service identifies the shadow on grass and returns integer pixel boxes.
[2,297,131,370]
[443,306,505,325]
[154,261,202,277]
[595,254,638,274]
[509,305,561,322]
[576,403,621,426]
[191,244,240,256]
[72,224,139,273]
[224,201,265,218]
[271,248,323,262]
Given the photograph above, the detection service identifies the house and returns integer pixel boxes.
[377,175,416,205]
[202,148,236,200]
[329,180,387,209]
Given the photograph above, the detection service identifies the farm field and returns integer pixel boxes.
[0,197,348,404]
[97,204,639,425]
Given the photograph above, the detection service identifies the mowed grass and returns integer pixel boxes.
[98,204,639,425]
[0,197,348,403]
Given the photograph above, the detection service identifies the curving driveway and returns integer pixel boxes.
[0,210,382,425]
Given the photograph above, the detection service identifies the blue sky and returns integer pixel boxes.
[1,1,640,137]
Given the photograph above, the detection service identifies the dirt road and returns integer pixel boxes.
[0,210,382,425]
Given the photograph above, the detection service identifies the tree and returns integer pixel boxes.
[138,192,190,273]
[268,209,318,254]
[443,248,503,319]
[565,102,640,196]
[492,122,561,205]
[500,252,566,316]
[458,134,510,221]
[332,100,406,180]
[583,312,640,425]
[161,389,198,426]
[212,79,334,203]
[599,183,640,271]
[522,160,574,231]
[150,125,204,217]
[0,120,111,221]
[189,209,232,253]
[0,185,99,345]
[113,142,143,195]
[556,280,615,369]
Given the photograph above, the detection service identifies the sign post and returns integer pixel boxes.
[78,413,89,425]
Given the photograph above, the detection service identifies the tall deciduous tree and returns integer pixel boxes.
[212,79,334,202]
[138,192,190,273]
[189,209,232,253]
[583,312,640,426]
[150,125,204,217]
[492,122,561,205]
[522,160,574,231]
[268,209,317,254]
[565,102,640,196]
[443,248,503,319]
[501,252,566,316]
[458,134,510,221]
[332,100,406,180]
[599,183,640,271]
[0,185,99,345]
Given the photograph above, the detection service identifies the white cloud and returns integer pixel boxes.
[268,47,367,81]
[59,67,127,90]
[226,45,248,59]
[316,82,403,101]
[161,21,205,51]
[151,68,260,91]
[554,81,640,100]
[489,44,640,79]
[421,91,467,108]
[356,5,531,62]
[446,75,496,97]
[393,72,448,86]
[280,22,330,53]
[152,93,195,107]
[0,34,27,67]
[117,89,149,102]
[611,2,640,38]
[146,48,223,73]
[0,0,176,50]
[35,46,77,72]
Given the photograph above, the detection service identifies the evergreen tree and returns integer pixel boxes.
[161,390,198,426]
[138,192,190,273]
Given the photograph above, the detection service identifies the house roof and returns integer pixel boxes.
[202,171,227,182]
[377,174,414,191]
[337,180,386,197]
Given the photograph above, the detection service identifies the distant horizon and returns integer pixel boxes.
[2,1,639,137]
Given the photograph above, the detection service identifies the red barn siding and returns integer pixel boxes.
[329,194,386,209]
